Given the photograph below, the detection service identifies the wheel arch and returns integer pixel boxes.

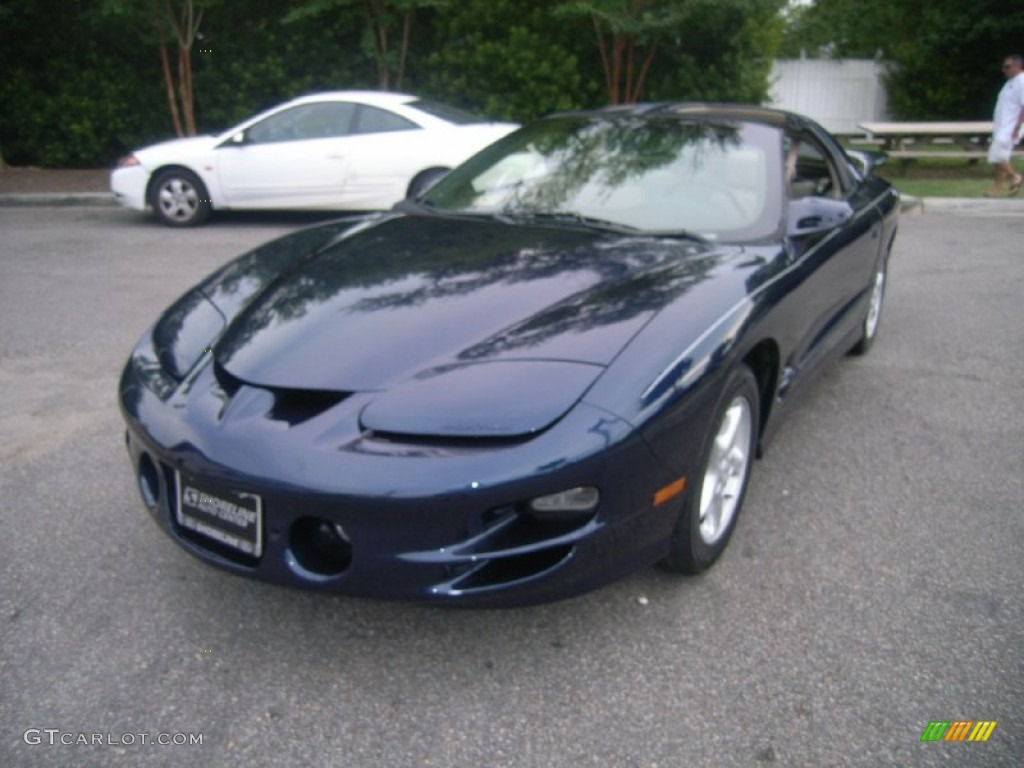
[740,338,780,457]
[146,164,212,208]
[406,166,451,199]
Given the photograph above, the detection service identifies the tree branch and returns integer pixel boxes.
[631,36,660,104]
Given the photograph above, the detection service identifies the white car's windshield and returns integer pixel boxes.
[422,115,784,241]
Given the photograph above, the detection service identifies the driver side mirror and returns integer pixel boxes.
[787,196,853,238]
[229,130,248,146]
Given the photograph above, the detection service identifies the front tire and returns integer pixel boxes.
[664,364,759,574]
[849,256,887,355]
[150,168,211,227]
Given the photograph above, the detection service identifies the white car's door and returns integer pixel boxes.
[339,104,434,209]
[216,102,356,208]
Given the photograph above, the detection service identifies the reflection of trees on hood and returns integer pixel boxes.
[211,215,725,361]
[457,248,720,360]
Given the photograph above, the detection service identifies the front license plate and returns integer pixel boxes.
[175,472,263,558]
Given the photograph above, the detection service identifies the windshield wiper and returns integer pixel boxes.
[501,211,711,243]
[636,228,713,245]
[394,203,711,244]
[394,199,497,222]
[499,210,643,233]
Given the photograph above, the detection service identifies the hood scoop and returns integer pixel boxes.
[212,361,350,427]
[359,360,603,438]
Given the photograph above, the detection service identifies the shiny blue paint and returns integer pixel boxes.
[119,105,899,606]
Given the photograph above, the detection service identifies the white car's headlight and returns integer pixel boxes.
[116,155,140,168]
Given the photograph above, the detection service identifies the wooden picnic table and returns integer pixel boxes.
[857,121,999,159]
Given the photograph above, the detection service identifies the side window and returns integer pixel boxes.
[784,134,841,199]
[353,106,418,135]
[246,103,356,144]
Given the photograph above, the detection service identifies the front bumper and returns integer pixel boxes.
[120,355,684,607]
[111,165,150,211]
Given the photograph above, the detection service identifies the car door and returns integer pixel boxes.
[780,127,883,391]
[338,104,429,208]
[216,102,356,208]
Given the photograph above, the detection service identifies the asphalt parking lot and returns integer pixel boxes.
[1,206,1021,767]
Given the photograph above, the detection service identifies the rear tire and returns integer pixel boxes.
[664,364,759,574]
[150,168,211,227]
[849,256,887,356]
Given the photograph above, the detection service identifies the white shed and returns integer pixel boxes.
[767,59,891,135]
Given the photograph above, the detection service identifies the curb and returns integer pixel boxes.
[900,196,923,215]
[915,197,1024,215]
[0,192,1020,215]
[0,193,118,207]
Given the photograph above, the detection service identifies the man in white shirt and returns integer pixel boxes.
[986,54,1024,197]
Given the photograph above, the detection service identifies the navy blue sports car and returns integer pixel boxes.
[120,104,899,606]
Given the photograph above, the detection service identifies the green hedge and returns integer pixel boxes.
[1,0,784,168]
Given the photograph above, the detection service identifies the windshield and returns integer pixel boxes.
[421,115,784,241]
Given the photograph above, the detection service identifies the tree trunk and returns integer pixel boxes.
[153,2,184,137]
[365,0,390,90]
[168,0,201,136]
[593,15,615,104]
[610,34,625,105]
[396,7,413,91]
[625,37,635,102]
[159,41,184,136]
[629,38,660,104]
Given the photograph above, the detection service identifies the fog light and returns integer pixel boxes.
[288,517,352,577]
[312,520,350,559]
[530,486,599,513]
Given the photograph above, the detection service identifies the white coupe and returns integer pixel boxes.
[111,91,519,226]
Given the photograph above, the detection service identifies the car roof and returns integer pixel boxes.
[287,91,419,108]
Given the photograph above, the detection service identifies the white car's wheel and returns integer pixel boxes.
[150,168,211,227]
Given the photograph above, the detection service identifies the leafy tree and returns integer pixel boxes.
[0,0,791,166]
[192,0,369,133]
[779,0,1024,119]
[422,0,598,120]
[161,0,207,135]
[0,0,167,165]
[100,0,216,136]
[284,0,445,91]
[647,0,785,104]
[553,0,785,106]
[555,0,694,104]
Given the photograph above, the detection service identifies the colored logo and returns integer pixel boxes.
[921,721,997,742]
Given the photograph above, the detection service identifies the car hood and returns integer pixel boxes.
[135,135,219,163]
[214,215,732,390]
[199,215,738,436]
